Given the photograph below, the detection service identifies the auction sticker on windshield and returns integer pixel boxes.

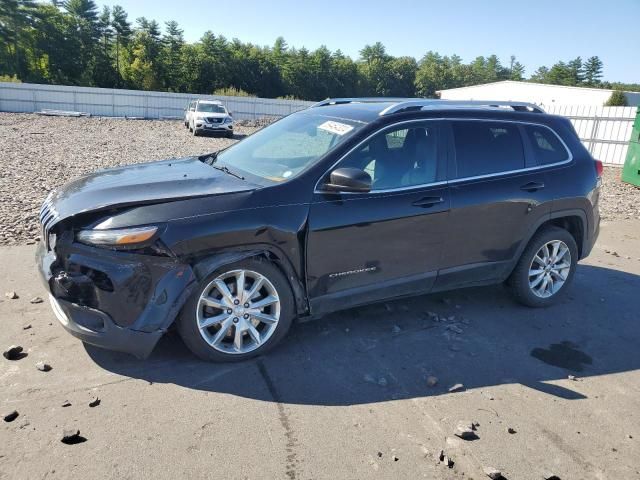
[318,120,354,136]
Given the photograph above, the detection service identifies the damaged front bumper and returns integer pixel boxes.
[36,238,196,358]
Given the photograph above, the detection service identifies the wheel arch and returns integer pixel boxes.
[507,209,587,280]
[190,247,309,316]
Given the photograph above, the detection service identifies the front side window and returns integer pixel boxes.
[216,112,363,182]
[197,103,226,114]
[339,123,439,190]
[525,125,570,165]
[452,121,525,178]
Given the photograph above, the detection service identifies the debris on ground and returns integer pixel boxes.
[4,291,18,299]
[35,361,52,372]
[568,375,577,381]
[426,376,438,387]
[483,466,503,479]
[61,429,87,445]
[507,427,517,434]
[37,109,90,117]
[448,383,465,393]
[455,420,478,440]
[89,397,101,408]
[3,345,26,360]
[542,472,561,480]
[3,410,19,422]
[447,324,463,334]
[392,455,399,461]
[22,324,32,330]
[377,377,388,387]
[391,325,402,334]
[444,455,455,468]
[29,296,43,304]
[61,400,72,407]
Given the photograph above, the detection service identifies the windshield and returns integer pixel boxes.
[197,103,226,113]
[216,112,364,182]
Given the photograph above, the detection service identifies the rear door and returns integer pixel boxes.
[306,120,450,314]
[435,119,550,290]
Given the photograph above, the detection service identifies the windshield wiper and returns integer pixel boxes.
[199,151,244,180]
[212,164,245,180]
[199,151,218,165]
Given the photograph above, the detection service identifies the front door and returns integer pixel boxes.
[306,120,450,315]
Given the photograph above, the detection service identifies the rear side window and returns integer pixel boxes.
[525,125,570,165]
[452,121,525,178]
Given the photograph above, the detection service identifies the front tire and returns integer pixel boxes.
[177,259,294,362]
[509,226,578,307]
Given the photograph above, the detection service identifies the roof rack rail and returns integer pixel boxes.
[379,99,545,115]
[311,97,419,108]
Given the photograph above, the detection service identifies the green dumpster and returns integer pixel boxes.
[621,108,640,187]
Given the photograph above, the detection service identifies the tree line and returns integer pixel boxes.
[1,0,638,102]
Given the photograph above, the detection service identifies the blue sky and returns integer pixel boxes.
[96,0,639,83]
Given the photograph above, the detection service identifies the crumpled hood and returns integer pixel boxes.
[41,156,255,226]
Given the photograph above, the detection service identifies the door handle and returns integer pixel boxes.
[412,196,444,208]
[520,181,545,192]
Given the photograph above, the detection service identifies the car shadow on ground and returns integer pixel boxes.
[86,264,640,406]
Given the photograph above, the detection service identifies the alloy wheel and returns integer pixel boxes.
[196,269,280,354]
[528,240,572,298]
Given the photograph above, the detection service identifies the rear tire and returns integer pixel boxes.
[177,258,295,362]
[509,226,578,307]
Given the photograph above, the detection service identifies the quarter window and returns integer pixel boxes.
[525,125,570,165]
[339,123,439,190]
[452,121,525,178]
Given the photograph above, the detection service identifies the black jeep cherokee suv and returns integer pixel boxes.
[37,98,601,362]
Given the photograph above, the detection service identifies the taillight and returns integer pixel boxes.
[594,159,603,178]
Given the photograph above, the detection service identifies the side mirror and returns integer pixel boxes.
[322,168,372,193]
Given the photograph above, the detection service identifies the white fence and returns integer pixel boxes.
[0,82,314,121]
[544,105,637,166]
[0,82,636,165]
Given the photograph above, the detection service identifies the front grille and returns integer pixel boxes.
[39,191,60,250]
[206,117,222,124]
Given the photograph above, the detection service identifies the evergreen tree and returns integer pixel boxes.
[509,55,525,81]
[110,4,131,86]
[161,20,184,90]
[583,56,603,86]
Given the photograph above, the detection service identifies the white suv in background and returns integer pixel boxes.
[186,100,234,138]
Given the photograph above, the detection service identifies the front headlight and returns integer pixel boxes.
[76,225,158,248]
[223,117,233,124]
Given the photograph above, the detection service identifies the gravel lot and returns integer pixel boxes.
[0,112,638,246]
[0,113,257,246]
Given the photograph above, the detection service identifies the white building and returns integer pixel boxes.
[437,80,640,107]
